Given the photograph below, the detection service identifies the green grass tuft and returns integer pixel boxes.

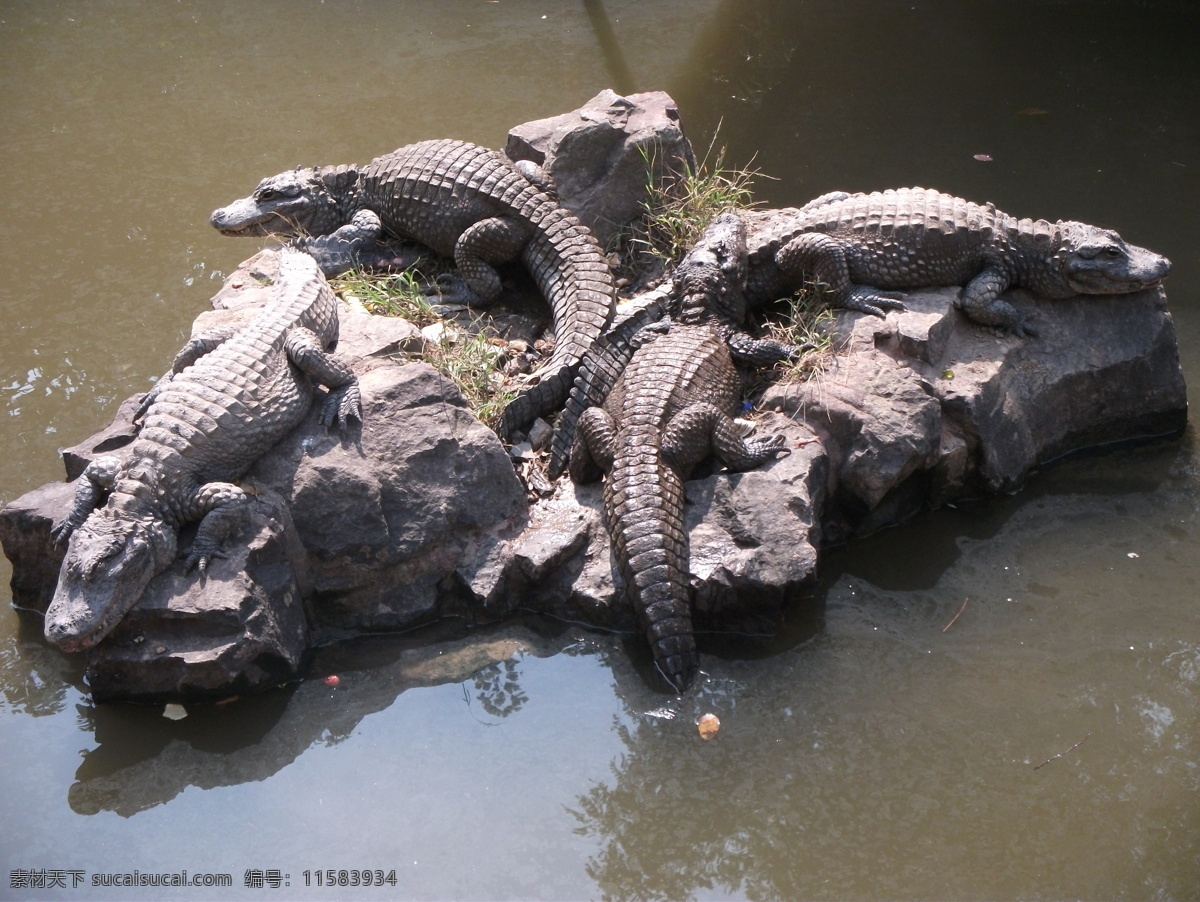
[332,269,440,326]
[330,270,516,429]
[615,134,763,285]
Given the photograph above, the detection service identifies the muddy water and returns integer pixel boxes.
[2,2,1198,899]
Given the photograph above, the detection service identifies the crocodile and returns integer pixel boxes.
[210,139,615,441]
[568,213,801,691]
[44,248,362,652]
[738,187,1172,336]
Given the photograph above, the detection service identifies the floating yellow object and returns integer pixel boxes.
[698,713,720,740]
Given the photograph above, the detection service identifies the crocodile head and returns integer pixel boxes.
[1057,223,1172,295]
[210,166,358,238]
[44,508,177,652]
[674,212,749,324]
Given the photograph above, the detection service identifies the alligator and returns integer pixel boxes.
[568,213,801,691]
[44,248,362,652]
[210,139,615,441]
[737,187,1172,336]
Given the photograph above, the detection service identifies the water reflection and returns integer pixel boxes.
[62,625,551,818]
[0,617,80,717]
[566,453,1200,898]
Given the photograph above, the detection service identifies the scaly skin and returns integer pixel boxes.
[45,249,361,652]
[569,214,798,691]
[211,139,616,441]
[739,187,1172,336]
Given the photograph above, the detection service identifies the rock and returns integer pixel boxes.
[1,95,1188,702]
[0,480,73,613]
[684,415,827,629]
[762,285,1187,538]
[506,89,696,246]
[84,490,310,703]
[246,359,527,636]
[527,417,554,451]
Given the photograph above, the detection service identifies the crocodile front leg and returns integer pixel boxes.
[52,456,122,544]
[957,265,1036,337]
[776,232,907,317]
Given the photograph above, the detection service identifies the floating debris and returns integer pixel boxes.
[973,154,994,162]
[162,703,187,720]
[324,675,340,687]
[698,712,721,740]
[1017,108,1049,116]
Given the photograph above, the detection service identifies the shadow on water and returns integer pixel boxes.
[582,0,636,96]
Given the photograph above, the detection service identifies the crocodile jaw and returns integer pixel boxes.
[210,196,305,238]
[45,514,176,652]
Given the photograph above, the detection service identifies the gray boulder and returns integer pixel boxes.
[762,286,1187,540]
[506,89,695,246]
[85,490,311,703]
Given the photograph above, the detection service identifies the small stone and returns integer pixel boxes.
[698,713,720,740]
[528,418,554,451]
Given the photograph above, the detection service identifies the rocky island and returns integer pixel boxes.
[0,90,1185,701]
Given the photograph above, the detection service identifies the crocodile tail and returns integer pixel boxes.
[500,199,614,441]
[606,448,699,692]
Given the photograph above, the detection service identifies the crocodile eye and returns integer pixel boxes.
[1103,246,1123,259]
[256,188,278,202]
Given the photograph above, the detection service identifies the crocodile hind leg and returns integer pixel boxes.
[569,406,617,484]
[776,232,907,317]
[436,216,531,306]
[135,326,245,422]
[661,402,790,474]
[284,328,363,431]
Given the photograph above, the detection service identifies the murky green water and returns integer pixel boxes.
[2,2,1199,898]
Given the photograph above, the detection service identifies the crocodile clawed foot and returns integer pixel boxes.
[750,432,792,460]
[426,273,482,307]
[844,286,907,318]
[1009,316,1038,339]
[320,385,363,433]
[185,549,218,574]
